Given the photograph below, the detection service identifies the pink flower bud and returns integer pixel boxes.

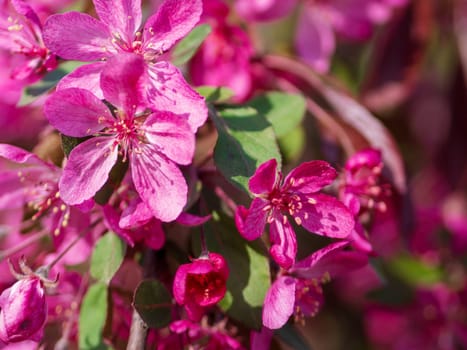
[173,253,229,321]
[0,277,47,343]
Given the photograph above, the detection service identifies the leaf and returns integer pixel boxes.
[201,212,271,330]
[278,125,306,164]
[210,106,281,193]
[18,61,85,106]
[276,324,312,350]
[247,92,306,137]
[172,24,212,66]
[79,282,108,350]
[387,254,443,287]
[196,86,235,103]
[90,232,126,285]
[133,279,173,329]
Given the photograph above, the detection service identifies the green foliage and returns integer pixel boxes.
[90,232,126,285]
[18,61,84,106]
[278,125,306,163]
[276,324,313,350]
[210,106,281,193]
[247,92,306,137]
[79,282,109,350]
[133,279,173,329]
[172,24,212,66]
[196,86,235,103]
[387,254,444,287]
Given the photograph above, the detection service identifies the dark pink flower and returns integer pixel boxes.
[0,0,57,80]
[173,252,229,321]
[42,0,207,131]
[44,54,195,222]
[262,241,367,329]
[0,277,46,343]
[235,159,354,269]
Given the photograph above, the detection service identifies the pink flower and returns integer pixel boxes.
[262,241,367,329]
[42,0,207,131]
[0,277,46,343]
[0,0,57,80]
[189,0,254,102]
[235,159,354,269]
[173,252,229,321]
[44,54,195,222]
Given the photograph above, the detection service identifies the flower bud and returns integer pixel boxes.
[0,276,47,343]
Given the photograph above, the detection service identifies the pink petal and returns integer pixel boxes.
[269,212,297,269]
[143,0,202,53]
[130,145,187,222]
[296,6,335,73]
[102,205,136,246]
[100,53,145,113]
[143,220,166,250]
[143,111,195,165]
[0,144,48,167]
[43,12,115,61]
[249,159,278,195]
[119,197,153,228]
[283,160,337,194]
[59,136,118,205]
[173,263,191,304]
[44,88,113,137]
[176,213,211,226]
[235,0,297,21]
[94,0,142,45]
[250,327,274,350]
[262,276,296,329]
[145,61,207,132]
[57,62,106,99]
[11,0,42,29]
[236,198,269,241]
[330,0,375,40]
[297,194,355,239]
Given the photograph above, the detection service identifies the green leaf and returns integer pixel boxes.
[196,86,235,103]
[276,324,312,350]
[90,232,126,285]
[210,106,281,193]
[18,61,85,106]
[172,24,212,66]
[133,279,173,329]
[387,254,444,287]
[79,283,108,350]
[278,125,306,164]
[201,212,271,330]
[247,92,306,138]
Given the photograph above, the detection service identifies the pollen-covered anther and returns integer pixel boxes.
[294,217,302,226]
[307,197,317,205]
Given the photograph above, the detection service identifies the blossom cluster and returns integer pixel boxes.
[0,0,466,349]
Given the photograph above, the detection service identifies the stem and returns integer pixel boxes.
[127,310,148,350]
[0,229,48,262]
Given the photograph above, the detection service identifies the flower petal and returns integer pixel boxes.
[59,136,118,205]
[43,12,115,61]
[249,159,278,195]
[296,6,335,73]
[44,88,113,137]
[94,0,142,45]
[269,212,297,269]
[176,213,211,226]
[145,61,207,132]
[57,62,106,99]
[131,145,187,222]
[262,276,296,329]
[297,194,355,239]
[143,219,166,250]
[143,111,195,165]
[283,160,337,194]
[143,0,202,53]
[235,198,268,241]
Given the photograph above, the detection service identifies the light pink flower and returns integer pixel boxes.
[235,158,354,269]
[44,54,195,222]
[173,252,229,321]
[42,0,207,131]
[262,241,367,329]
[0,277,46,343]
[0,0,57,80]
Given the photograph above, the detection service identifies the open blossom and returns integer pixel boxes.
[42,0,207,131]
[0,276,46,343]
[173,252,229,321]
[44,54,195,222]
[235,159,354,269]
[262,241,367,329]
[0,0,57,80]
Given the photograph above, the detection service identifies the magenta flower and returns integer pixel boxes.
[0,0,57,80]
[262,241,368,329]
[0,276,46,343]
[173,252,229,321]
[235,159,354,269]
[42,0,207,131]
[44,54,195,222]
